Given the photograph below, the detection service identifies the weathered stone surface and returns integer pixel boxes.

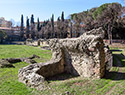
[25,39,49,47]
[18,27,113,90]
[104,45,113,70]
[19,59,64,90]
[38,39,49,47]
[0,59,15,68]
[47,27,106,78]
[25,39,38,46]
[22,59,37,64]
[28,54,40,59]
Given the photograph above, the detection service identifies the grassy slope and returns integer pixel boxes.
[0,45,125,95]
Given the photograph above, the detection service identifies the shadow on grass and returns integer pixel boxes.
[46,72,78,82]
[110,49,122,52]
[0,41,24,45]
[104,53,125,81]
[104,71,125,80]
[45,50,80,82]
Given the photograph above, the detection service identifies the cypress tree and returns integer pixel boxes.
[20,14,24,31]
[30,14,35,39]
[26,17,30,38]
[61,11,64,22]
[26,17,29,29]
[31,14,34,24]
[51,14,54,37]
[61,12,65,38]
[37,18,40,32]
[57,17,60,21]
[20,14,24,39]
[57,17,61,38]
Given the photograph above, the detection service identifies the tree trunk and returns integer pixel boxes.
[70,23,72,38]
[108,24,112,45]
[0,38,3,43]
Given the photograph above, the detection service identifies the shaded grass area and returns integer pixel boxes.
[0,45,125,95]
[111,47,125,72]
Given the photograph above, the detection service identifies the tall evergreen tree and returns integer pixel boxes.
[36,18,40,39]
[26,17,30,38]
[26,17,29,29]
[61,11,64,22]
[51,14,55,37]
[37,18,40,32]
[31,14,34,24]
[30,14,35,39]
[61,11,65,38]
[57,17,60,21]
[20,14,24,39]
[57,17,61,38]
[20,14,24,31]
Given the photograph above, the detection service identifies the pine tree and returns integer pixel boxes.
[61,11,64,22]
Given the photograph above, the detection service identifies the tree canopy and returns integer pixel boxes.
[0,30,7,43]
[70,3,125,40]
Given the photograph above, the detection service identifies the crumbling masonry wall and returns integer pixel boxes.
[18,27,112,90]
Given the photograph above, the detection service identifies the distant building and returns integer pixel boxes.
[0,17,12,28]
[0,27,21,41]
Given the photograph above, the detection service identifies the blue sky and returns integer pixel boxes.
[0,0,124,25]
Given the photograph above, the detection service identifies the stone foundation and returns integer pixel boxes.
[25,39,49,47]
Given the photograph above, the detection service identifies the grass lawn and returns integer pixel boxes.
[0,45,125,95]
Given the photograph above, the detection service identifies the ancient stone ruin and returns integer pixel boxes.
[25,39,49,47]
[0,55,40,68]
[18,27,113,90]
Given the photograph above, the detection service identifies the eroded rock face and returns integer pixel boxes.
[48,27,106,78]
[104,45,113,70]
[18,60,64,90]
[18,27,112,90]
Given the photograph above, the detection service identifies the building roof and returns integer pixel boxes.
[0,27,20,31]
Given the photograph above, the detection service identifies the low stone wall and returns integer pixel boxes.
[38,39,49,47]
[25,39,49,47]
[18,27,113,90]
[25,39,38,46]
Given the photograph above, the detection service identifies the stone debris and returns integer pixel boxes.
[0,54,40,68]
[0,59,15,68]
[27,54,40,59]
